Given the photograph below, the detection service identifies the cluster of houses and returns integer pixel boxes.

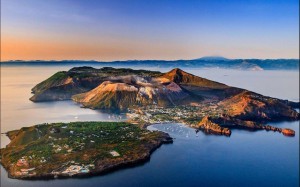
[128,104,226,124]
[15,167,36,176]
[59,162,96,176]
[16,157,28,167]
[55,150,120,176]
[13,123,139,177]
[15,157,36,176]
[46,125,129,157]
[110,150,120,157]
[61,165,90,176]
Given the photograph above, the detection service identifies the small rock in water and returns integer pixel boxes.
[281,128,295,137]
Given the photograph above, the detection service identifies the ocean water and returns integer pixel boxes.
[1,65,299,187]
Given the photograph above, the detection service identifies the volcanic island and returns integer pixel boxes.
[1,67,299,179]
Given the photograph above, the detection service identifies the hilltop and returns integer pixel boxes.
[160,68,228,88]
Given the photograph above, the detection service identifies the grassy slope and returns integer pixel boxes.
[1,122,167,176]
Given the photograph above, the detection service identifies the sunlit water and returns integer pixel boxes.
[1,65,299,187]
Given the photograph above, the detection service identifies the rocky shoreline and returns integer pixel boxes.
[195,115,296,137]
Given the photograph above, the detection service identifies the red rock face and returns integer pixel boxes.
[198,116,231,136]
[218,91,300,121]
[281,128,295,137]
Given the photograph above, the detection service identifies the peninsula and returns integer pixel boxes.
[0,122,172,179]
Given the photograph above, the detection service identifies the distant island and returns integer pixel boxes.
[1,57,299,70]
[1,66,299,180]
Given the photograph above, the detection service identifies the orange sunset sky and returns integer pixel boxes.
[1,0,299,61]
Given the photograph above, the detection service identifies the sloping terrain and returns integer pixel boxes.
[30,67,162,102]
[1,122,172,179]
[161,68,228,89]
[72,75,192,109]
[161,68,243,100]
[218,91,299,121]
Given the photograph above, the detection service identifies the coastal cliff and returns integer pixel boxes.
[198,116,231,136]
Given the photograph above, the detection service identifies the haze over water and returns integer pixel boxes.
[1,65,299,187]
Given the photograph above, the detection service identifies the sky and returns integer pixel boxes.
[1,0,299,61]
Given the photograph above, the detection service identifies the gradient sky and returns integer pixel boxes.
[1,0,299,61]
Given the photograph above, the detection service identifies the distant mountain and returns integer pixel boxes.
[194,56,229,61]
[1,58,299,70]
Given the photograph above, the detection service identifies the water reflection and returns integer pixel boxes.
[148,123,199,139]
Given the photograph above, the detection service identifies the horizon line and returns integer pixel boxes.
[1,57,300,63]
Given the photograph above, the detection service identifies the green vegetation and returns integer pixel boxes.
[67,67,162,79]
[32,71,68,93]
[1,122,170,178]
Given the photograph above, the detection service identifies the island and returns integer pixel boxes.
[30,66,299,136]
[0,122,172,179]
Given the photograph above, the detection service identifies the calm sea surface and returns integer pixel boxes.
[1,65,299,187]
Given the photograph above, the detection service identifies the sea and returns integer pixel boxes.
[1,65,299,187]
